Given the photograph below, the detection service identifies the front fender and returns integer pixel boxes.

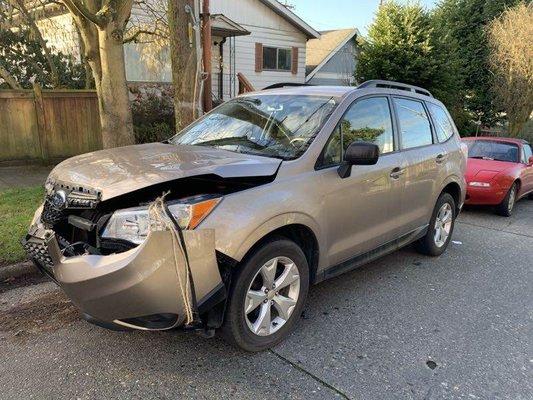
[232,212,323,263]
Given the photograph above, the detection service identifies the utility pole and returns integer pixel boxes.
[201,0,213,112]
[168,0,201,131]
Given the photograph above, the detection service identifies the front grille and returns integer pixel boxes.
[22,237,54,269]
[41,199,65,227]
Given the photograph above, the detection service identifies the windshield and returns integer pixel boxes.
[170,95,337,160]
[465,140,519,163]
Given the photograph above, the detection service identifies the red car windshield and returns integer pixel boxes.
[465,140,519,163]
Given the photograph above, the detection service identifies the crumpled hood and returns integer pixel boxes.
[465,158,514,180]
[48,143,281,200]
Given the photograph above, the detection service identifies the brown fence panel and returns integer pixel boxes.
[41,90,102,159]
[0,90,41,161]
[0,88,102,162]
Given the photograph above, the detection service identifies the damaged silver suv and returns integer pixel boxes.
[24,81,466,351]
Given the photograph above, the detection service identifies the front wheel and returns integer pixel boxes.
[221,238,309,352]
[416,192,456,256]
[496,182,517,217]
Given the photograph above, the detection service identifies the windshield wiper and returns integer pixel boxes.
[469,156,494,160]
[195,136,267,150]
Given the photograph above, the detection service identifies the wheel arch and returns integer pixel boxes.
[440,177,464,216]
[235,215,321,284]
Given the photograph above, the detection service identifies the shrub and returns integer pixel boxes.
[131,92,176,144]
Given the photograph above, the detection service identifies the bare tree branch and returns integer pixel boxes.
[0,65,22,89]
[61,0,104,27]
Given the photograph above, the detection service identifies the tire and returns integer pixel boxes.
[221,237,309,352]
[416,192,456,257]
[495,182,517,217]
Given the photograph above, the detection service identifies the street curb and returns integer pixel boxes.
[0,261,40,281]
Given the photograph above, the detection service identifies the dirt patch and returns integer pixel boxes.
[0,273,48,295]
[0,290,79,338]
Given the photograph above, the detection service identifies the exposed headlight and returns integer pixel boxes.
[469,181,491,187]
[101,195,221,244]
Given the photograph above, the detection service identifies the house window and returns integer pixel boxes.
[263,47,292,71]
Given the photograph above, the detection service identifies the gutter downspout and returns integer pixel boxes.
[201,0,213,112]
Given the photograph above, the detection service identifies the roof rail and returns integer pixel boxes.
[357,80,433,97]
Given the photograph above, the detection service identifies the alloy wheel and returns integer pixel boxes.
[434,203,453,248]
[244,257,300,336]
[508,186,516,213]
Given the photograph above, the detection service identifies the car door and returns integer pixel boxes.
[316,96,408,267]
[520,143,533,195]
[392,97,443,233]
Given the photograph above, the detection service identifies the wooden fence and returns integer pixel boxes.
[0,86,102,162]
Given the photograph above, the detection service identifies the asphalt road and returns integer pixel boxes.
[1,201,532,399]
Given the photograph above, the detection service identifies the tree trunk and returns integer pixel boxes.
[168,0,199,132]
[96,26,135,148]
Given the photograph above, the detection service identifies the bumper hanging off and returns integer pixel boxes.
[23,213,224,331]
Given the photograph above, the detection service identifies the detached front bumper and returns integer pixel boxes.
[23,216,224,331]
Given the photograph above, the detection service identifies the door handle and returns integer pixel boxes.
[436,153,448,164]
[390,167,405,179]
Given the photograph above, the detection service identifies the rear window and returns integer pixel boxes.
[427,103,455,142]
[393,97,433,149]
[464,140,519,163]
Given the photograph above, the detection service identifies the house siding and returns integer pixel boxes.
[307,39,358,86]
[211,0,307,95]
[36,14,81,62]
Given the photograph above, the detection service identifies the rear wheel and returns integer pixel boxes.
[496,182,517,217]
[416,193,456,256]
[221,238,309,352]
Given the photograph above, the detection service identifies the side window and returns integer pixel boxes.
[393,97,433,149]
[340,97,394,154]
[318,97,394,167]
[523,144,533,163]
[428,102,455,142]
[321,126,342,167]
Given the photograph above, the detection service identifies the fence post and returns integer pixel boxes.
[32,83,49,161]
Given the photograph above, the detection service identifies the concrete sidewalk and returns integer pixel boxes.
[0,165,52,190]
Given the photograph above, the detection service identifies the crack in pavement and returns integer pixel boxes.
[269,349,351,399]
[457,221,533,239]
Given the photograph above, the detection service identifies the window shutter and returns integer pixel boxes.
[255,43,263,73]
[291,46,298,75]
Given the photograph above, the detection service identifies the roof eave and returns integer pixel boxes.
[258,0,320,39]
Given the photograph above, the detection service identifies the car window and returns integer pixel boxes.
[393,98,433,149]
[321,125,342,167]
[523,144,532,163]
[340,97,394,154]
[318,97,394,168]
[171,95,337,160]
[427,103,454,142]
[465,140,519,163]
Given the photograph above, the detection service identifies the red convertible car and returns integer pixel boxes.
[463,137,533,216]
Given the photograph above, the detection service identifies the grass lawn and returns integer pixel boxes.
[0,186,44,266]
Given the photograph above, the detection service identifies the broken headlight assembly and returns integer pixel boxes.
[101,195,222,244]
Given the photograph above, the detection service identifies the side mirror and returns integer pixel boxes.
[528,156,533,166]
[338,141,380,178]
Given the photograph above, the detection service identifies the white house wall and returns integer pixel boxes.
[36,14,81,62]
[211,0,308,93]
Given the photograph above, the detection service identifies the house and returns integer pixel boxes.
[34,0,320,102]
[305,28,360,86]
